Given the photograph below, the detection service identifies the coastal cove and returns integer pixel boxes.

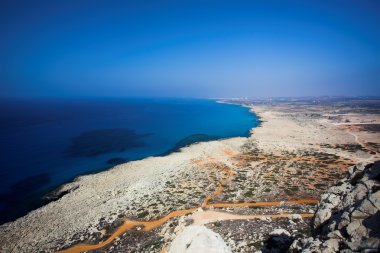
[0,98,259,224]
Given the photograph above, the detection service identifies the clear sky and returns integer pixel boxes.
[1,0,379,98]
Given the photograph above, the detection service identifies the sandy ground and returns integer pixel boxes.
[0,100,379,253]
[250,105,378,163]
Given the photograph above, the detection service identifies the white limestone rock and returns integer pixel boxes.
[168,225,232,253]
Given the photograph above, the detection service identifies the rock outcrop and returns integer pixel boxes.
[290,161,380,253]
[168,225,232,253]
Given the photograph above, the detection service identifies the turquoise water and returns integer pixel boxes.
[0,98,259,223]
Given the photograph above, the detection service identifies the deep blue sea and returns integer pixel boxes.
[0,98,258,224]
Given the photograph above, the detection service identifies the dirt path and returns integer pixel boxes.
[57,199,317,253]
[56,152,319,253]
[343,128,377,163]
[206,199,319,208]
[191,210,314,225]
[56,208,198,253]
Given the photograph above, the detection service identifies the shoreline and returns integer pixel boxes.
[45,101,259,204]
[1,99,379,253]
[0,135,250,252]
[0,100,258,226]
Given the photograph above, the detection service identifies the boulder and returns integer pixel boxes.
[269,229,291,237]
[168,225,231,253]
[322,239,340,252]
[368,190,380,209]
[288,214,303,222]
[262,229,293,253]
[313,202,334,229]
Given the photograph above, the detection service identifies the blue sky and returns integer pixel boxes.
[1,0,379,98]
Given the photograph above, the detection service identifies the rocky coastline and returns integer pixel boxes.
[0,98,379,253]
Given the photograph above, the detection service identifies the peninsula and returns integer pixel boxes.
[0,97,379,253]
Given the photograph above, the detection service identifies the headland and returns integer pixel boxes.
[0,96,379,253]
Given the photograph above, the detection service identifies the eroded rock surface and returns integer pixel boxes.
[168,225,232,253]
[290,161,380,253]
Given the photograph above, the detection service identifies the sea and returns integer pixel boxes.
[0,98,259,224]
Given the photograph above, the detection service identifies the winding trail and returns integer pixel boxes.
[57,155,319,253]
[57,200,317,253]
[332,121,380,161]
[206,199,319,208]
[56,209,198,253]
[192,210,314,225]
[340,126,378,164]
